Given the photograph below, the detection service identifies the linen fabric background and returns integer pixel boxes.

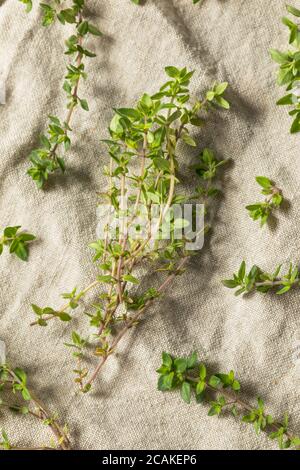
[0,0,300,450]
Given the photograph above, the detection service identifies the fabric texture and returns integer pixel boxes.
[0,0,300,450]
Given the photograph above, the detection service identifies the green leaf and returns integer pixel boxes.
[214,96,230,109]
[31,304,43,316]
[165,66,180,78]
[199,363,207,381]
[158,372,174,391]
[162,352,173,369]
[181,381,191,404]
[174,218,190,229]
[209,375,222,388]
[3,226,21,238]
[238,260,246,280]
[215,82,228,95]
[88,24,103,36]
[276,94,294,105]
[255,176,272,189]
[222,279,238,288]
[19,0,33,13]
[58,313,72,322]
[116,108,140,120]
[187,351,198,369]
[122,274,140,284]
[109,114,123,134]
[174,358,187,373]
[276,285,291,295]
[290,116,300,133]
[80,99,89,111]
[21,387,31,401]
[14,368,27,384]
[196,380,205,395]
[14,242,29,261]
[286,4,300,17]
[182,133,197,147]
[270,49,289,64]
[77,21,89,36]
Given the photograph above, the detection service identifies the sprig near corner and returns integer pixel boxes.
[246,176,283,227]
[156,351,300,450]
[0,362,71,450]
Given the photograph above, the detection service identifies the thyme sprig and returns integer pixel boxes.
[222,261,300,296]
[157,352,300,450]
[246,176,283,227]
[0,363,70,450]
[271,4,300,133]
[0,226,36,261]
[19,0,102,188]
[29,66,230,392]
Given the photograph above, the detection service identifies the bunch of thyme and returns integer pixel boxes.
[0,362,70,450]
[157,352,300,450]
[30,66,230,392]
[18,0,102,188]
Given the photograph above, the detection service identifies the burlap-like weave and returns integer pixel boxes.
[0,0,299,450]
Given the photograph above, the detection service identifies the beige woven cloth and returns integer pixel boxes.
[1,0,300,450]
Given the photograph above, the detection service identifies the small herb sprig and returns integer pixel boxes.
[246,176,283,227]
[157,352,300,450]
[0,226,36,261]
[19,0,102,188]
[0,363,70,450]
[271,4,300,133]
[29,66,230,393]
[222,261,300,296]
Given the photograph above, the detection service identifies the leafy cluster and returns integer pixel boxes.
[157,352,300,450]
[30,66,229,392]
[271,4,300,133]
[21,0,102,188]
[0,363,70,450]
[246,176,283,227]
[222,260,300,296]
[0,226,36,261]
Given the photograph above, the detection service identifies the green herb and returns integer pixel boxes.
[18,0,33,12]
[271,4,300,133]
[222,261,300,296]
[0,363,70,450]
[157,352,300,450]
[20,1,102,188]
[246,176,283,227]
[0,226,36,261]
[30,66,230,392]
